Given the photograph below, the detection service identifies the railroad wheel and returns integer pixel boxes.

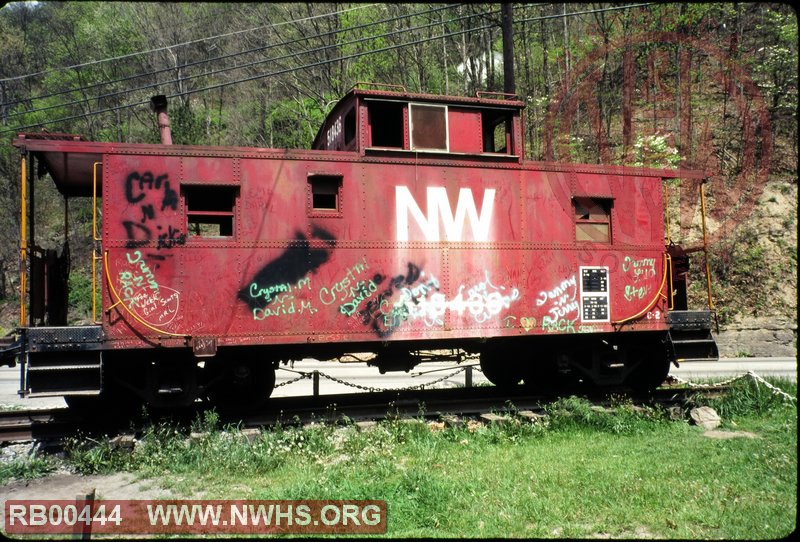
[624,346,671,394]
[521,351,559,392]
[205,359,276,410]
[479,349,522,388]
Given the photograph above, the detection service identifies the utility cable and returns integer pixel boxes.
[0,3,380,83]
[2,8,493,134]
[3,4,464,116]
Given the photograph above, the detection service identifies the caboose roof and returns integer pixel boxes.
[12,132,102,198]
[12,87,708,199]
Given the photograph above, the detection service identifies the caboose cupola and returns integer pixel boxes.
[311,83,524,163]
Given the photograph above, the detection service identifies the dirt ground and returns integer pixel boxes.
[1,470,175,501]
[0,470,178,534]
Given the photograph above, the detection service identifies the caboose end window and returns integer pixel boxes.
[184,185,237,238]
[482,110,513,154]
[573,197,612,243]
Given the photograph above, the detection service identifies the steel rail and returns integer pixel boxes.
[0,385,729,444]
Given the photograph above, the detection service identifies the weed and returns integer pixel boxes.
[0,455,57,484]
[543,395,666,434]
[704,376,797,420]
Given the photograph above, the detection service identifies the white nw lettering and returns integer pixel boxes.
[395,186,495,242]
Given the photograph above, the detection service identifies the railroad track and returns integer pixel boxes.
[0,383,726,444]
[0,407,76,443]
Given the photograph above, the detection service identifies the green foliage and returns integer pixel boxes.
[64,434,135,475]
[703,376,797,421]
[6,380,797,538]
[67,269,95,323]
[706,226,784,324]
[0,454,58,485]
[630,134,680,168]
[169,103,206,145]
[543,395,668,434]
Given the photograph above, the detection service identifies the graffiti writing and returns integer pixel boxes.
[252,294,318,321]
[624,284,648,301]
[319,258,370,305]
[542,316,577,333]
[117,250,179,326]
[379,272,442,329]
[537,275,579,319]
[520,316,537,332]
[378,270,519,331]
[122,171,184,249]
[239,226,334,314]
[340,278,381,317]
[249,276,312,307]
[622,256,656,282]
[355,262,422,338]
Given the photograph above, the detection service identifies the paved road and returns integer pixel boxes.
[0,357,795,409]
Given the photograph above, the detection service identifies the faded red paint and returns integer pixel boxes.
[13,88,706,353]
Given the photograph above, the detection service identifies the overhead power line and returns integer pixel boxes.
[0,3,380,83]
[3,3,465,116]
[515,2,654,24]
[1,12,500,135]
[0,2,657,136]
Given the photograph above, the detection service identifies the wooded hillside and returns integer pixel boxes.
[0,2,796,332]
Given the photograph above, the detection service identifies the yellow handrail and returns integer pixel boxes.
[19,155,27,327]
[103,250,190,339]
[613,252,670,326]
[699,181,714,310]
[92,162,102,322]
[664,180,672,244]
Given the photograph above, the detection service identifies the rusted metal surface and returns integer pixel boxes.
[149,95,173,146]
[4,88,721,405]
[86,150,674,348]
[12,88,691,352]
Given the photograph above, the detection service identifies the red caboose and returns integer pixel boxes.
[2,85,718,408]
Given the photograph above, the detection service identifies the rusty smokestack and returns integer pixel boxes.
[150,95,173,145]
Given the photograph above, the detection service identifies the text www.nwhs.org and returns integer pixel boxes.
[148,502,383,527]
[4,500,387,535]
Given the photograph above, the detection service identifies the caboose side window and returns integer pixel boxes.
[409,103,448,151]
[573,197,612,243]
[184,185,237,238]
[309,175,342,214]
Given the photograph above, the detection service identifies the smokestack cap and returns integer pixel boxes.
[150,95,168,112]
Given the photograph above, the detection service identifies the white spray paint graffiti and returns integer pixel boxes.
[537,274,580,332]
[383,270,519,328]
[536,274,579,318]
[395,186,495,242]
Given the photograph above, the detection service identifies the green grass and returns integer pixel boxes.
[0,454,58,484]
[2,381,797,538]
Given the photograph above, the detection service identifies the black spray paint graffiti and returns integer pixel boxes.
[238,226,336,311]
[356,262,427,339]
[123,171,185,249]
